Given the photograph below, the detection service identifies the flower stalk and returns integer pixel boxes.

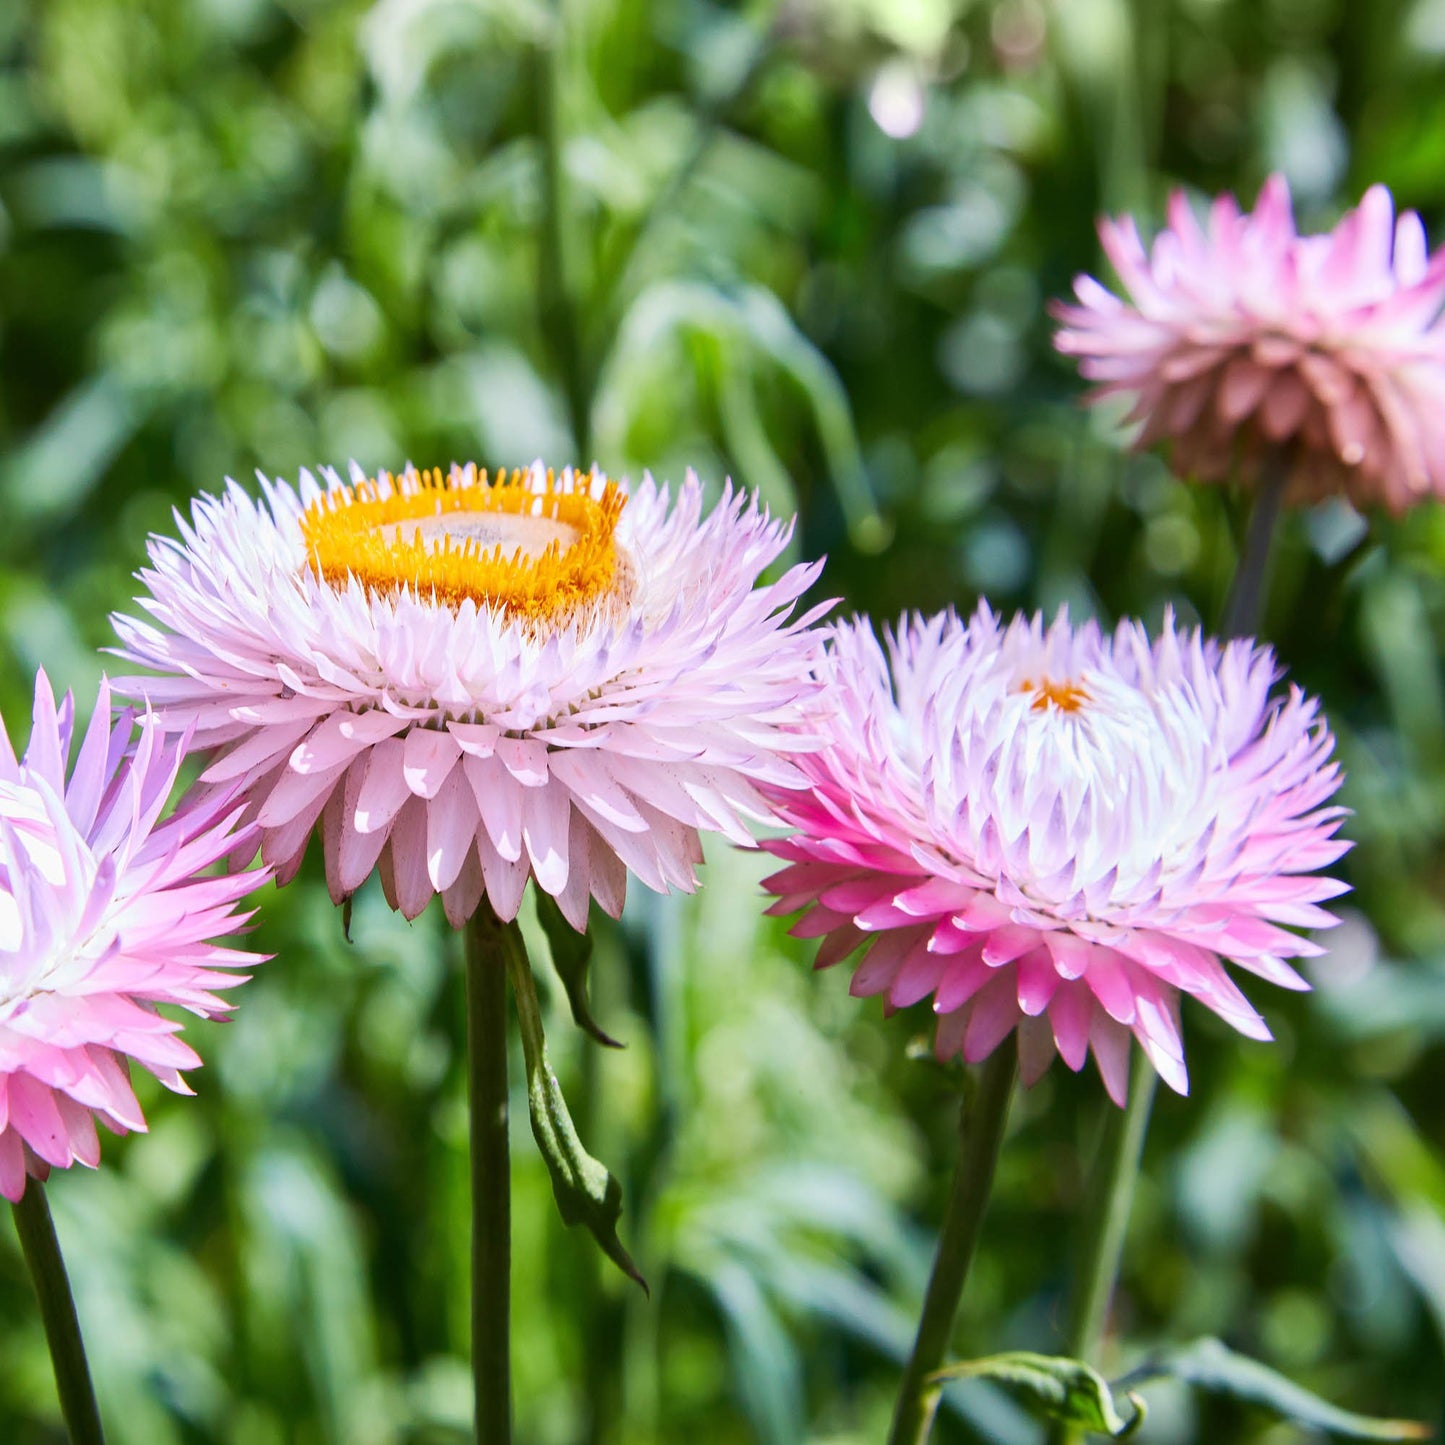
[13,1182,106,1445]
[1048,1051,1157,1445]
[887,1045,1019,1445]
[466,905,515,1445]
[1221,453,1290,641]
[1055,176,1445,512]
[1050,461,1290,1445]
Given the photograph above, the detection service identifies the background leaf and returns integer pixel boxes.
[1,1,1444,1440]
[930,1352,1141,1436]
[1119,1338,1431,1441]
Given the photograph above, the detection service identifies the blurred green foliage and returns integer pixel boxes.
[3,0,1445,1440]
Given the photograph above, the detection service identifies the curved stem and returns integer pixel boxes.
[13,1181,106,1445]
[1220,456,1288,641]
[1048,1052,1156,1445]
[467,906,515,1445]
[887,1046,1018,1445]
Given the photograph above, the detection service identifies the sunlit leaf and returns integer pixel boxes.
[930,1352,1144,1437]
[1118,1338,1431,1440]
[504,925,646,1292]
[533,891,623,1049]
[697,1254,805,1445]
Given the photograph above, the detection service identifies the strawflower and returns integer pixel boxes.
[112,462,826,929]
[764,605,1349,1103]
[0,673,264,1201]
[1054,174,1445,511]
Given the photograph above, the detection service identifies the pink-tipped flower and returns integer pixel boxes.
[0,674,265,1200]
[763,606,1349,1103]
[112,463,827,931]
[1054,174,1445,512]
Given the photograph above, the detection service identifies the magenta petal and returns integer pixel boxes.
[292,708,404,773]
[478,839,530,921]
[934,951,991,1014]
[754,601,1343,1104]
[522,783,572,898]
[1049,984,1093,1071]
[1090,1015,1132,1107]
[465,754,525,864]
[354,736,412,834]
[552,810,594,931]
[496,736,550,788]
[0,1130,27,1201]
[9,1073,73,1168]
[1016,948,1061,1016]
[1082,951,1138,1025]
[888,944,949,1008]
[402,727,461,800]
[442,848,486,930]
[963,972,1022,1064]
[982,924,1037,968]
[587,825,627,920]
[0,680,266,1189]
[427,769,480,892]
[849,930,919,998]
[1017,1015,1056,1087]
[389,797,434,919]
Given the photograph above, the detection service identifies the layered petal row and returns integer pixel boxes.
[0,675,266,1200]
[113,463,828,930]
[764,607,1349,1102]
[1055,174,1445,511]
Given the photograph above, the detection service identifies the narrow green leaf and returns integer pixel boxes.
[1117,1338,1430,1441]
[534,892,623,1049]
[699,1255,805,1445]
[504,931,646,1293]
[929,1352,1143,1437]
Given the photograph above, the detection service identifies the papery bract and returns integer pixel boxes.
[114,463,828,931]
[0,674,265,1200]
[1055,174,1445,511]
[763,606,1349,1102]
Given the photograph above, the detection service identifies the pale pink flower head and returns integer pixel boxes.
[113,462,827,931]
[764,606,1349,1103]
[0,673,265,1200]
[1054,174,1445,512]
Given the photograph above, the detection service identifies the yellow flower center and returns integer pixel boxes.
[1017,676,1090,714]
[300,464,628,623]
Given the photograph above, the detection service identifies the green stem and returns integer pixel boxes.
[466,906,515,1445]
[576,983,622,1445]
[534,2,590,460]
[13,1181,106,1445]
[1044,457,1290,1445]
[886,1046,1019,1445]
[1220,455,1288,641]
[1048,1052,1157,1445]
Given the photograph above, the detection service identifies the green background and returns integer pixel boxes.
[2,0,1445,1440]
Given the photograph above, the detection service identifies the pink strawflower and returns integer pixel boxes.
[1054,174,1445,512]
[0,674,265,1201]
[112,463,826,931]
[763,606,1349,1103]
